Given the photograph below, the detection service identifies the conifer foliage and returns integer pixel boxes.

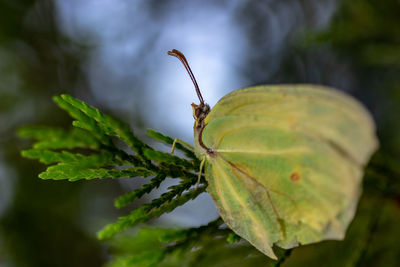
[19,94,207,235]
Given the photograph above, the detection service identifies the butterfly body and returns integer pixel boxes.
[168,48,377,260]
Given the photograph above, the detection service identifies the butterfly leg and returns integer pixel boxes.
[196,158,205,189]
[170,138,194,154]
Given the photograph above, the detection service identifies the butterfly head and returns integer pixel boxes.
[191,102,210,128]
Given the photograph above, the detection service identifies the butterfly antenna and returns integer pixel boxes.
[168,49,204,104]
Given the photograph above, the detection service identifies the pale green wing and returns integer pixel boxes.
[201,85,378,259]
[204,85,378,166]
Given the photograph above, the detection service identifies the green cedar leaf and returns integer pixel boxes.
[39,165,154,181]
[57,94,148,157]
[98,186,206,240]
[53,95,114,146]
[143,149,197,171]
[114,174,167,209]
[147,129,197,160]
[105,228,181,267]
[21,149,116,165]
[18,125,67,140]
[18,126,100,149]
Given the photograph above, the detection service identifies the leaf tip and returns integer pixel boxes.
[114,200,123,209]
[52,95,62,103]
[38,172,50,180]
[97,225,114,240]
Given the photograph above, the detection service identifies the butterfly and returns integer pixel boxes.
[168,49,378,259]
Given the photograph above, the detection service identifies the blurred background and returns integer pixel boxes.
[0,0,399,266]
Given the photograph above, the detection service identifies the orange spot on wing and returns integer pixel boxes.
[290,172,301,182]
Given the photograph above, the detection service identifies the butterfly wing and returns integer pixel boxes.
[201,85,378,259]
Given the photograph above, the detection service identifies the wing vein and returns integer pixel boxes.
[216,147,310,155]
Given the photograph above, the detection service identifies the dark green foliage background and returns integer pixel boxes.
[1,0,400,266]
